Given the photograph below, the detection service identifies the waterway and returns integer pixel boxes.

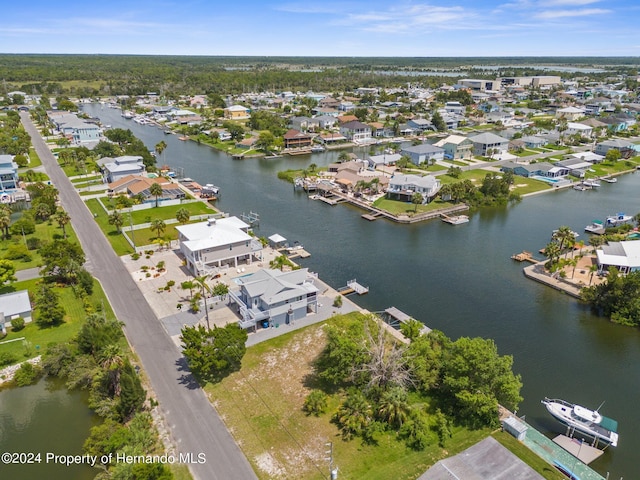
[85,104,640,478]
[0,377,99,480]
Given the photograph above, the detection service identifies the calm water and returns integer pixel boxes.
[0,377,99,480]
[85,104,640,478]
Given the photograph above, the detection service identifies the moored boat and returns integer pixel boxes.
[541,397,619,447]
[584,220,605,235]
[441,214,469,225]
[582,178,601,188]
[606,212,633,226]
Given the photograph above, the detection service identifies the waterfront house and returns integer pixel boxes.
[0,290,32,334]
[387,174,440,203]
[0,155,19,192]
[433,135,474,160]
[596,240,640,275]
[468,132,510,157]
[554,157,592,177]
[339,120,372,143]
[223,105,250,120]
[566,151,604,163]
[283,129,313,149]
[107,175,185,203]
[401,143,445,165]
[314,115,338,129]
[594,139,635,158]
[318,133,347,144]
[367,153,401,169]
[500,161,568,179]
[48,112,101,145]
[98,155,145,183]
[229,268,319,330]
[176,217,263,275]
[407,118,434,133]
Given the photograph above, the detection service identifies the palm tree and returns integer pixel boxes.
[193,275,212,328]
[175,207,190,225]
[149,182,163,208]
[34,202,52,222]
[377,387,411,428]
[100,344,125,397]
[0,205,11,239]
[411,192,424,212]
[108,210,124,233]
[552,226,574,254]
[150,218,166,239]
[54,209,71,239]
[155,140,167,163]
[543,241,561,265]
[181,280,195,299]
[336,390,372,440]
[588,264,599,285]
[308,163,317,173]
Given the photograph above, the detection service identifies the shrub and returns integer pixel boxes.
[303,390,329,416]
[0,351,17,367]
[26,237,42,250]
[13,362,43,386]
[4,243,32,262]
[131,252,141,261]
[11,317,25,331]
[333,295,343,308]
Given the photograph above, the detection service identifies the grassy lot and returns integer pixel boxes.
[510,177,554,196]
[71,174,102,184]
[128,202,216,223]
[206,316,492,480]
[493,431,564,479]
[85,198,135,255]
[373,197,455,215]
[0,219,79,271]
[0,278,117,366]
[438,169,493,185]
[512,149,539,157]
[28,147,42,168]
[588,158,640,176]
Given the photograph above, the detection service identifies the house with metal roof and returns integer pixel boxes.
[594,139,635,157]
[387,174,441,203]
[339,120,372,143]
[0,290,32,334]
[596,240,640,274]
[98,155,146,183]
[468,132,510,157]
[433,135,474,160]
[229,268,319,330]
[176,217,263,275]
[401,143,445,165]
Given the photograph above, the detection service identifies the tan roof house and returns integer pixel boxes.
[224,105,250,120]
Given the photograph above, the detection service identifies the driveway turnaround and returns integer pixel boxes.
[20,112,257,480]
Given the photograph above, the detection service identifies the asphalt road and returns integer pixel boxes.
[20,112,257,480]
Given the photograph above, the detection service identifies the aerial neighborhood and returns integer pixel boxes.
[2,57,640,480]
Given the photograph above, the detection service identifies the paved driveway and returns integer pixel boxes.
[20,112,257,480]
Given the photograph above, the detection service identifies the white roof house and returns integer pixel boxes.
[99,155,145,183]
[176,217,263,275]
[596,241,640,274]
[0,290,32,333]
[388,174,441,203]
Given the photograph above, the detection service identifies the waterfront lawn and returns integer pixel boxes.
[510,177,554,196]
[438,169,492,185]
[0,219,79,271]
[373,196,454,215]
[590,158,640,176]
[128,226,180,249]
[0,279,117,366]
[205,317,491,480]
[128,202,216,224]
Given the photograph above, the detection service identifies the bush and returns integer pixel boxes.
[4,243,32,262]
[11,317,25,331]
[130,252,140,261]
[26,237,42,250]
[333,295,343,308]
[13,362,43,386]
[303,390,329,416]
[0,351,17,367]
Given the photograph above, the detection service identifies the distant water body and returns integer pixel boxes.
[80,103,640,478]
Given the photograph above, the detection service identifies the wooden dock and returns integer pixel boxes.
[511,251,538,263]
[338,279,369,295]
[383,307,432,335]
[553,435,604,465]
[287,248,311,259]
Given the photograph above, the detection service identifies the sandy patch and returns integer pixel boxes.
[255,452,286,478]
[132,268,167,282]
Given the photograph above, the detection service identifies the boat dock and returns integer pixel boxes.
[511,251,539,263]
[381,307,432,335]
[338,279,369,295]
[441,214,469,225]
[287,248,311,259]
[553,435,604,464]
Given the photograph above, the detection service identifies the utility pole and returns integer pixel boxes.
[325,442,338,479]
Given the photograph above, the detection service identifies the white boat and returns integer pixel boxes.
[584,220,605,235]
[582,178,601,188]
[441,214,469,225]
[122,111,134,119]
[602,177,617,183]
[541,397,619,447]
[606,212,633,226]
[311,145,326,153]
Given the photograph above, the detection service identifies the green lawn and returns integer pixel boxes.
[128,202,216,224]
[510,177,554,196]
[588,158,640,177]
[0,278,117,366]
[28,147,42,168]
[373,197,454,215]
[0,219,79,271]
[71,174,102,184]
[438,169,494,185]
[85,198,135,255]
[206,316,493,480]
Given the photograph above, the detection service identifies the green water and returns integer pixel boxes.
[0,377,99,480]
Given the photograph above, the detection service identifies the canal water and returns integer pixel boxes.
[85,104,640,478]
[0,377,99,480]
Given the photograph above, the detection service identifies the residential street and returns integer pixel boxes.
[20,112,257,480]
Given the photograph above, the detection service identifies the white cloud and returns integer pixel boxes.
[535,8,610,19]
[539,0,602,5]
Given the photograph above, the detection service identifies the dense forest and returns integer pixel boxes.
[1,54,638,98]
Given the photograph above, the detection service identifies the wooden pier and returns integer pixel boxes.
[382,307,432,335]
[338,279,369,295]
[511,251,538,263]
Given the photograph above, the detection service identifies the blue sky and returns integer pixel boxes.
[1,0,639,57]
